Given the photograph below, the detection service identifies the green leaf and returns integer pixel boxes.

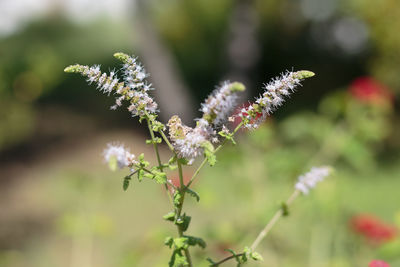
[164,236,173,248]
[144,173,154,179]
[173,237,189,249]
[250,252,263,261]
[206,258,216,265]
[160,163,170,169]
[281,202,289,216]
[168,156,177,164]
[168,156,178,170]
[169,164,177,171]
[243,246,251,254]
[153,171,167,184]
[152,120,165,132]
[187,236,206,249]
[138,153,145,161]
[202,141,216,166]
[225,249,237,257]
[137,154,150,168]
[137,169,145,181]
[186,188,200,202]
[176,214,191,232]
[170,251,188,267]
[240,253,248,264]
[123,176,131,191]
[177,157,189,165]
[163,211,176,222]
[240,247,251,263]
[174,192,182,207]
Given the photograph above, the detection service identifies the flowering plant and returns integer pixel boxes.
[65,52,332,266]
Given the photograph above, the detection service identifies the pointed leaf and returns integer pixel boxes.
[123,176,131,191]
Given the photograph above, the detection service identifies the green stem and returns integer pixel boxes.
[176,160,193,266]
[250,190,300,251]
[135,166,177,190]
[159,129,175,152]
[146,117,174,205]
[210,253,244,267]
[213,190,300,266]
[146,118,163,170]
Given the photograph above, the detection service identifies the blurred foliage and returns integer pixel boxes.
[0,17,132,151]
[0,84,399,267]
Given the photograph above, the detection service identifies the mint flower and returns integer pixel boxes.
[64,64,124,95]
[168,116,216,164]
[103,143,137,170]
[64,53,158,118]
[295,166,332,194]
[240,70,314,129]
[201,81,245,126]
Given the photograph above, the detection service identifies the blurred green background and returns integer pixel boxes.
[0,0,399,266]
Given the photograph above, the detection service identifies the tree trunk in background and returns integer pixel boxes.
[224,0,260,105]
[130,0,196,124]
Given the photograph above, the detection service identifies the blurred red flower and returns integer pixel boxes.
[369,259,390,267]
[349,77,393,105]
[350,214,397,244]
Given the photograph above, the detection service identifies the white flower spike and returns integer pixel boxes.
[240,70,314,129]
[295,166,332,194]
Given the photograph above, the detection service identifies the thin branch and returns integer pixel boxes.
[210,253,244,266]
[213,190,300,266]
[146,117,174,205]
[187,121,244,188]
[176,160,193,266]
[250,190,300,251]
[159,129,175,152]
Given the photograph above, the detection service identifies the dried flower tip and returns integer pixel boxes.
[167,115,191,141]
[103,143,137,171]
[168,116,215,164]
[295,166,332,194]
[241,70,314,129]
[201,81,245,126]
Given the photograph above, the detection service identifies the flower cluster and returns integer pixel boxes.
[167,82,245,164]
[201,81,245,126]
[350,214,397,244]
[103,143,137,170]
[64,53,158,117]
[240,70,314,129]
[64,64,124,95]
[168,116,215,164]
[295,166,331,194]
[113,53,158,116]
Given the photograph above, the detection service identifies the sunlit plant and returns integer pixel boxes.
[64,53,332,266]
